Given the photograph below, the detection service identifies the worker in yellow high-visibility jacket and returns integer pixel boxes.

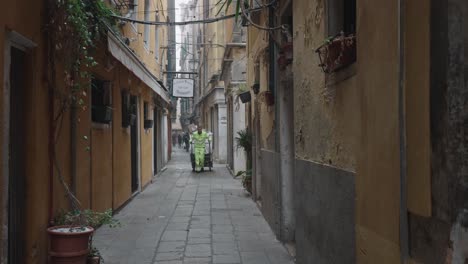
[190,126,210,172]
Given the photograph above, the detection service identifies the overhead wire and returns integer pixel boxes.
[111,2,275,27]
[113,12,237,26]
[239,0,283,31]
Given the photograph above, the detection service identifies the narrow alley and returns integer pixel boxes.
[3,0,468,263]
[93,149,294,264]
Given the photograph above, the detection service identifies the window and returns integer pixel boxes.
[144,0,151,48]
[91,79,112,123]
[318,0,356,74]
[328,0,356,36]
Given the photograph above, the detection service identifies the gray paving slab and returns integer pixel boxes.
[93,148,294,264]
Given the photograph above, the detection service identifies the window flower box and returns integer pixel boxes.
[316,34,356,73]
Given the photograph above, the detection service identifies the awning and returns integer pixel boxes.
[107,32,170,103]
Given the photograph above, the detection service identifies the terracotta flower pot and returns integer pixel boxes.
[243,177,252,194]
[87,256,101,264]
[264,91,274,106]
[47,225,94,264]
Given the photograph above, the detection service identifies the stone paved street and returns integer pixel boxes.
[93,149,294,264]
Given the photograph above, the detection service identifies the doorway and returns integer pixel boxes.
[130,95,139,193]
[8,46,28,264]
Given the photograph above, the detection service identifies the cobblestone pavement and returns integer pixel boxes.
[93,148,294,264]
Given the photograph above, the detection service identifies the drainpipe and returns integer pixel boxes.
[278,63,295,241]
[268,0,282,237]
[398,0,409,261]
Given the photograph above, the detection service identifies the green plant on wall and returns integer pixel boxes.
[45,1,121,262]
[46,0,118,210]
[54,209,121,230]
[235,129,253,170]
[235,129,252,154]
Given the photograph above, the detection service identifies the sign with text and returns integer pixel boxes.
[172,78,194,98]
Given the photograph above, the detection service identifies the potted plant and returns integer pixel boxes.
[234,84,251,106]
[238,91,251,103]
[251,83,260,94]
[235,129,252,153]
[235,169,252,194]
[144,119,154,129]
[233,132,252,188]
[315,32,356,73]
[88,246,103,264]
[48,209,120,264]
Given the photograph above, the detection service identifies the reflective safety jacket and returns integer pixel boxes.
[190,131,210,149]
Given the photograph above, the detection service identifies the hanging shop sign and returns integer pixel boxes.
[172,78,194,98]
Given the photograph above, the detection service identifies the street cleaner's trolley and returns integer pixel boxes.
[190,139,213,172]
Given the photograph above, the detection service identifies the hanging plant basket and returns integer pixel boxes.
[238,91,251,103]
[316,34,356,73]
[251,83,260,94]
[144,119,154,129]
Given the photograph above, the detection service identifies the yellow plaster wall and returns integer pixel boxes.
[120,0,168,81]
[89,62,115,212]
[91,127,113,212]
[112,67,133,209]
[0,1,51,262]
[355,0,401,262]
[247,16,273,151]
[293,0,358,171]
[0,1,166,262]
